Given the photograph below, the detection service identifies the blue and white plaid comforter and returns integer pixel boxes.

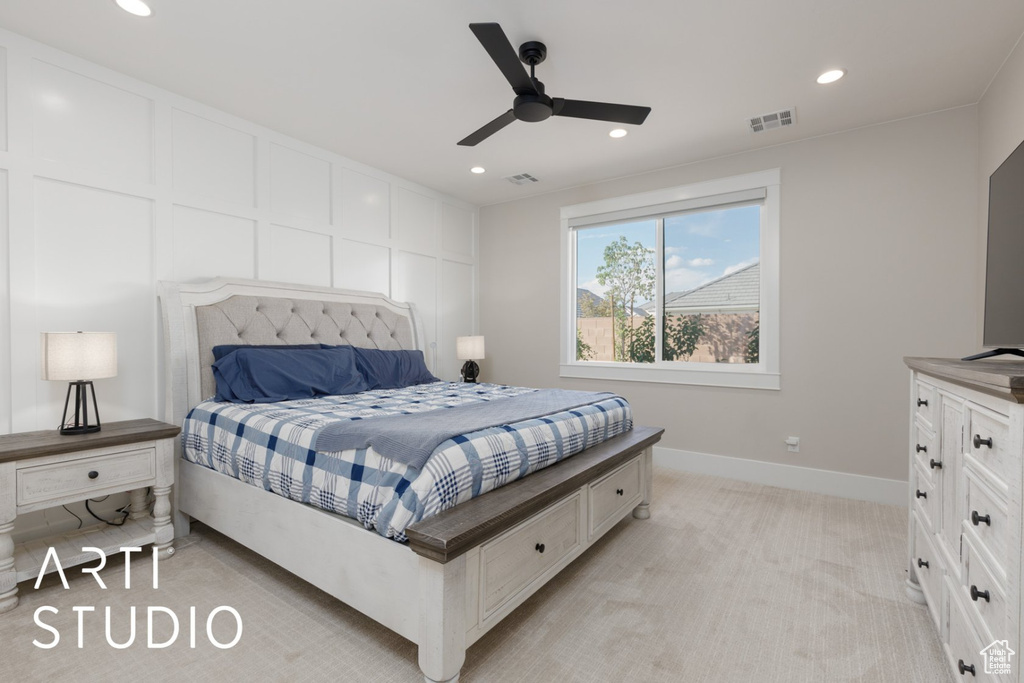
[182,382,632,541]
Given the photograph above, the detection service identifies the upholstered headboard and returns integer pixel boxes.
[159,278,427,427]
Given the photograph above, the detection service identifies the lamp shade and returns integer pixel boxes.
[41,332,118,381]
[456,335,485,360]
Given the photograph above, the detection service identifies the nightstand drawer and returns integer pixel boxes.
[17,447,156,507]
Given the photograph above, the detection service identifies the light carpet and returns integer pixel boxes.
[1,468,950,682]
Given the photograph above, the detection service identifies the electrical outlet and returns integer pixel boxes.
[785,436,800,453]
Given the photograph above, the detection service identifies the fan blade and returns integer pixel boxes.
[458,109,517,146]
[552,98,651,125]
[469,23,535,94]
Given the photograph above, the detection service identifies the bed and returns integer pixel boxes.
[159,277,663,682]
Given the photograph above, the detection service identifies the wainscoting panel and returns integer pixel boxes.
[335,238,390,296]
[338,167,390,240]
[171,205,256,281]
[30,59,153,184]
[442,202,474,258]
[270,142,332,224]
[441,260,475,382]
[269,223,332,287]
[396,186,438,252]
[394,250,438,369]
[171,109,256,208]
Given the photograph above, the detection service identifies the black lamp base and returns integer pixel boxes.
[461,360,480,383]
[59,380,102,435]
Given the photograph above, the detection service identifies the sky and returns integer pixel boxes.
[576,204,760,299]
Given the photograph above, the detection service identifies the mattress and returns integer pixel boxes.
[182,381,632,541]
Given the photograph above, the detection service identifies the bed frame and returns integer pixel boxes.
[159,277,662,682]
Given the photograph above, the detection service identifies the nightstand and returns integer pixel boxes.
[0,418,180,613]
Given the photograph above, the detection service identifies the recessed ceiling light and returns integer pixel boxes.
[816,69,845,85]
[115,0,152,17]
[609,128,628,138]
[470,166,486,174]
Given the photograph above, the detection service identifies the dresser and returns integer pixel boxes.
[0,418,180,613]
[905,358,1024,681]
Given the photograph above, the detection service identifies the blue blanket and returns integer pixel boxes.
[313,388,613,470]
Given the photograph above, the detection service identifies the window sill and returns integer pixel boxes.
[559,362,781,390]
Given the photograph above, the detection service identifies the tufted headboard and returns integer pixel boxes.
[158,278,427,428]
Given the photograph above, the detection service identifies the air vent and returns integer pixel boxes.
[749,107,796,133]
[504,173,540,185]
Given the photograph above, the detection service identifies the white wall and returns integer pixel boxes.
[479,107,980,484]
[977,37,1024,345]
[0,29,478,539]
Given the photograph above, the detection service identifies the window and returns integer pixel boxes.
[561,169,780,389]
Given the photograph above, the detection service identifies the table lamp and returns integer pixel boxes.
[456,335,485,383]
[40,331,118,435]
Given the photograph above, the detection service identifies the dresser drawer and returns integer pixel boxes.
[916,380,937,428]
[588,455,642,539]
[962,533,1007,645]
[913,463,938,534]
[913,423,940,485]
[912,512,942,630]
[967,406,1011,489]
[964,473,1008,578]
[17,448,156,507]
[947,581,991,682]
[480,493,581,618]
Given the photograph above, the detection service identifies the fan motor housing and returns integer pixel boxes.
[514,93,554,122]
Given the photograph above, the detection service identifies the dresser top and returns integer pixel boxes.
[0,418,181,464]
[905,356,1024,402]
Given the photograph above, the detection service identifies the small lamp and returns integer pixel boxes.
[456,336,485,383]
[41,332,117,435]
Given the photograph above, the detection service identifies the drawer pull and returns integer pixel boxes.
[958,660,976,676]
[88,470,99,480]
[917,398,928,407]
[915,490,927,500]
[915,444,927,453]
[917,558,929,569]
[929,459,942,469]
[971,510,991,527]
[535,543,545,554]
[616,488,624,496]
[970,585,990,603]
[973,434,993,449]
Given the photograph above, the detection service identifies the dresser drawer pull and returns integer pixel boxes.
[917,398,928,407]
[917,558,929,569]
[973,434,993,449]
[929,459,942,469]
[971,511,991,526]
[958,660,976,676]
[915,444,927,453]
[615,488,624,496]
[87,470,99,480]
[915,490,927,500]
[970,585,990,603]
[535,543,545,554]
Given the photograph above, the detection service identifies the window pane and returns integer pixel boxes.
[575,220,656,363]
[662,205,760,364]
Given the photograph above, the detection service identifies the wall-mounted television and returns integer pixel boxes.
[964,138,1024,361]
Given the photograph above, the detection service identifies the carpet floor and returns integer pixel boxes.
[2,468,950,682]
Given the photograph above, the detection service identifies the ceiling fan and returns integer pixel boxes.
[458,23,652,146]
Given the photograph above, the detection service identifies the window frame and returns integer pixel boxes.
[560,169,781,390]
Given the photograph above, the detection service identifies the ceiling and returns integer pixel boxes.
[0,1,1022,207]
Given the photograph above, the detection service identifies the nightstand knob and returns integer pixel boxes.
[958,659,975,676]
[535,543,545,554]
[971,510,991,526]
[970,585,990,603]
[88,470,99,480]
[616,488,624,496]
[916,489,927,500]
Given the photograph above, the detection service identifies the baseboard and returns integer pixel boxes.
[653,446,906,506]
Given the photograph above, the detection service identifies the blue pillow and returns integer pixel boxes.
[212,343,321,361]
[324,346,438,390]
[212,346,368,403]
